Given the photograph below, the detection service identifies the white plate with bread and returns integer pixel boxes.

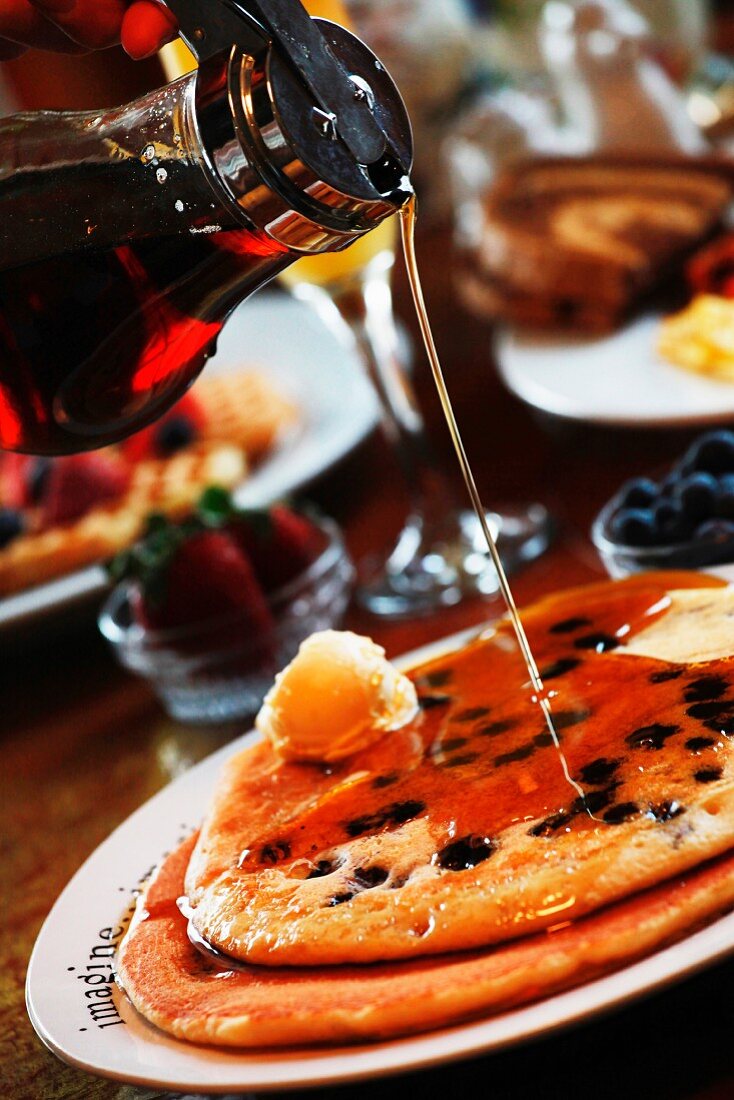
[471,154,734,427]
[496,312,734,428]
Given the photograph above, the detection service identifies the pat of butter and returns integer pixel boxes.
[256,630,419,762]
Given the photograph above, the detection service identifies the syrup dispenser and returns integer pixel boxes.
[0,0,412,454]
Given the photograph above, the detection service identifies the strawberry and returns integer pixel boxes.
[688,234,734,300]
[113,513,276,665]
[108,490,326,666]
[141,530,272,631]
[0,454,50,512]
[40,454,131,528]
[122,392,205,463]
[230,505,324,594]
[0,453,32,509]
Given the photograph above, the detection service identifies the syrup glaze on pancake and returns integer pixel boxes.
[117,833,734,1048]
[186,573,734,966]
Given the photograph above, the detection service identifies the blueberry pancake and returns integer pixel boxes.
[184,573,734,967]
[116,832,734,1047]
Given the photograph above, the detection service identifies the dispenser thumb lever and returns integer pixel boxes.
[162,0,388,167]
[161,0,269,63]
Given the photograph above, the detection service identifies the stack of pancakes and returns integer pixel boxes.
[461,157,733,333]
[117,574,734,1047]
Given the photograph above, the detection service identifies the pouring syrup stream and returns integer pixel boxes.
[399,196,584,802]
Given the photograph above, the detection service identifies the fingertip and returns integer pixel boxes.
[121,1,177,60]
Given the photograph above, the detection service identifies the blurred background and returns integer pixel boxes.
[2,0,734,642]
[2,0,734,639]
[2,0,733,198]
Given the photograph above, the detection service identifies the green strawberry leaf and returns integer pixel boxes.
[197,485,235,526]
[107,510,192,606]
[196,485,273,540]
[108,485,309,608]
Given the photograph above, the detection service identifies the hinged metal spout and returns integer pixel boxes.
[162,0,407,174]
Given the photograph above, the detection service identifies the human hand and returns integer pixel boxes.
[0,0,178,61]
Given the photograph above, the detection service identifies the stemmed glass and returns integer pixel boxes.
[160,14,552,619]
[279,221,552,617]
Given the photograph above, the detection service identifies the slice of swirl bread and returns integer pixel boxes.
[469,156,733,330]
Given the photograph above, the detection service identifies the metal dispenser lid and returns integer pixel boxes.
[164,0,413,251]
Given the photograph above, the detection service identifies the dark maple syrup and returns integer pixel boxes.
[238,573,729,906]
[398,196,579,789]
[0,229,291,456]
[176,573,732,967]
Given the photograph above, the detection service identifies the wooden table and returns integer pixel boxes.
[4,226,734,1100]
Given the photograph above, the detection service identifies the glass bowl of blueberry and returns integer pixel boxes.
[592,430,734,578]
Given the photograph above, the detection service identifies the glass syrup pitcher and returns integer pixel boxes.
[0,0,412,454]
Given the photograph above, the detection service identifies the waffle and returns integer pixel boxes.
[193,372,299,461]
[0,444,245,597]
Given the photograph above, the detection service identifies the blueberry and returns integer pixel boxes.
[683,430,734,476]
[0,507,24,549]
[154,415,198,456]
[655,470,686,501]
[717,473,734,520]
[26,457,51,504]
[618,477,659,509]
[652,499,693,544]
[672,472,719,521]
[652,499,676,526]
[608,507,657,547]
[694,519,734,543]
[658,472,681,498]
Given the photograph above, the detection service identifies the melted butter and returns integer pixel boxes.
[256,631,419,762]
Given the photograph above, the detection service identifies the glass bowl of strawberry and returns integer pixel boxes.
[99,490,354,722]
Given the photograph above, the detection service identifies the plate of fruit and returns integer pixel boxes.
[0,292,375,639]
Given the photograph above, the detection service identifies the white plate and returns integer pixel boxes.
[26,630,734,1094]
[0,292,376,638]
[216,291,377,507]
[496,313,734,428]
